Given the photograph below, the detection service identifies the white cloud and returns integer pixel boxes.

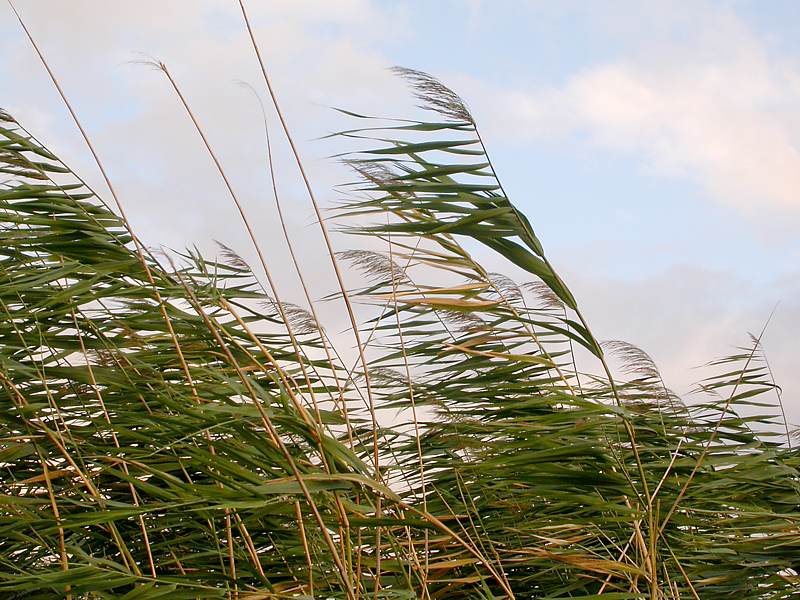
[567,261,800,428]
[467,4,800,213]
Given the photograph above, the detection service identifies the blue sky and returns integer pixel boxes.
[380,1,800,275]
[2,0,798,425]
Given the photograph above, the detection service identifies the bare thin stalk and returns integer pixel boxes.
[237,0,381,483]
[761,338,791,449]
[295,500,315,597]
[387,222,430,595]
[35,447,71,600]
[153,62,327,429]
[246,86,355,446]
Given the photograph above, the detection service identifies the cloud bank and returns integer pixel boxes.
[469,3,800,214]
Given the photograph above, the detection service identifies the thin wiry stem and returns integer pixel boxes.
[294,500,314,597]
[760,334,791,449]
[237,0,381,486]
[387,222,430,597]
[242,82,354,443]
[153,62,328,429]
[34,446,71,600]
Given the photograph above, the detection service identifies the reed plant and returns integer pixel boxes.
[1,3,798,598]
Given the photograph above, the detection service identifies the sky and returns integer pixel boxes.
[2,1,798,428]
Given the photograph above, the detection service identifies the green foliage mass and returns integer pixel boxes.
[1,67,799,600]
